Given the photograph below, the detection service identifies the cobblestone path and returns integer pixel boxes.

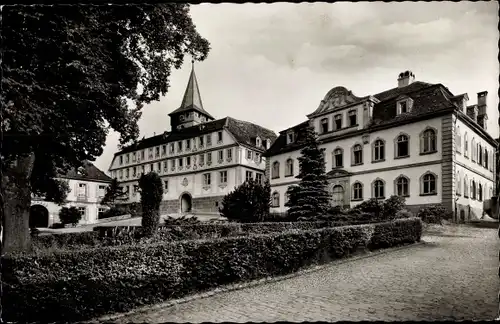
[112,225,499,322]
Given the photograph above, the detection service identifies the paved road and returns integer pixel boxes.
[110,225,499,322]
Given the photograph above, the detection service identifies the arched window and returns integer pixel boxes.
[485,149,489,169]
[332,185,345,207]
[320,118,329,134]
[373,139,385,162]
[271,191,280,207]
[478,144,483,165]
[395,134,409,158]
[464,175,469,197]
[421,173,437,195]
[421,128,437,153]
[456,171,461,195]
[395,175,409,197]
[456,126,461,153]
[471,180,476,199]
[333,148,343,168]
[352,144,363,165]
[464,132,469,158]
[272,161,280,179]
[352,182,363,200]
[285,159,294,177]
[348,110,357,126]
[478,183,483,201]
[471,138,476,162]
[373,179,385,199]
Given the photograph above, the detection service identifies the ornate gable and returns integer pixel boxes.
[308,86,365,118]
[326,168,352,179]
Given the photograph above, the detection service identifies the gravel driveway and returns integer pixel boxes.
[107,225,499,322]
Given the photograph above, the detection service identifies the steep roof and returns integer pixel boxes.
[62,161,112,182]
[264,82,459,157]
[115,117,278,156]
[168,62,214,119]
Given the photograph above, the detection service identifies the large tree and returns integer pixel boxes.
[1,4,210,253]
[287,124,331,220]
[100,178,128,206]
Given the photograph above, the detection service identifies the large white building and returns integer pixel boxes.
[30,161,112,227]
[264,71,498,222]
[109,64,277,214]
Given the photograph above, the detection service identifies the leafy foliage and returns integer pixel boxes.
[1,4,210,251]
[219,179,271,223]
[4,218,422,322]
[139,172,163,237]
[287,125,331,220]
[352,198,384,217]
[100,178,128,206]
[381,195,407,220]
[417,204,447,224]
[164,215,200,225]
[58,207,82,226]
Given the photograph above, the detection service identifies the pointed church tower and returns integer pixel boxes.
[169,60,215,131]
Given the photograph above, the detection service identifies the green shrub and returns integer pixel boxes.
[58,207,82,226]
[139,172,163,237]
[417,205,448,224]
[3,218,422,322]
[164,215,201,225]
[219,179,271,223]
[32,232,101,251]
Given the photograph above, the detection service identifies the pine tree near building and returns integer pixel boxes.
[100,178,129,206]
[287,125,331,220]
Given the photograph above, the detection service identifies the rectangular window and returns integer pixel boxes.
[98,185,106,197]
[256,173,263,184]
[186,156,191,166]
[207,152,212,164]
[164,180,169,191]
[400,101,407,114]
[148,148,153,159]
[334,114,342,130]
[247,150,253,160]
[227,148,232,160]
[163,161,168,172]
[206,134,212,146]
[125,168,130,178]
[199,136,204,147]
[157,162,161,172]
[171,160,176,169]
[186,139,191,149]
[133,166,137,177]
[218,150,224,161]
[119,156,123,165]
[287,132,294,144]
[78,183,87,197]
[178,158,183,167]
[78,207,86,217]
[141,150,145,160]
[141,165,145,174]
[119,170,123,179]
[203,173,211,186]
[320,118,328,133]
[245,171,253,182]
[125,154,130,164]
[162,145,167,156]
[200,154,205,165]
[220,171,228,184]
[132,152,137,162]
[255,152,261,163]
[170,143,175,154]
[98,207,106,219]
[155,147,160,158]
[217,131,223,142]
[348,110,357,127]
[178,141,183,152]
[150,164,154,172]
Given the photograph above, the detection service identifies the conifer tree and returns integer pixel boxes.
[287,125,331,220]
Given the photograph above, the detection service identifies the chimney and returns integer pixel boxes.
[397,70,415,88]
[477,91,488,129]
[466,106,478,123]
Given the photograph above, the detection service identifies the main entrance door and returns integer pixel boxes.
[181,193,192,213]
[332,185,345,207]
[29,205,49,228]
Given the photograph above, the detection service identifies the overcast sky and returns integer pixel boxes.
[94,2,499,173]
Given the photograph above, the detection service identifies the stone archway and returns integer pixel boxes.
[29,205,49,228]
[332,185,345,207]
[180,193,193,213]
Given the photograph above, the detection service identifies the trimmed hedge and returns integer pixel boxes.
[4,218,422,322]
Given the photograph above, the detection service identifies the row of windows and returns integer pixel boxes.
[455,172,493,201]
[318,109,358,134]
[271,172,439,207]
[118,131,225,166]
[455,126,494,172]
[75,183,107,199]
[273,128,437,178]
[119,171,264,199]
[113,149,235,180]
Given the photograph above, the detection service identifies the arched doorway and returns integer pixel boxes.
[180,193,192,213]
[29,205,49,228]
[332,185,345,207]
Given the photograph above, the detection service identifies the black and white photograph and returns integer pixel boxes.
[1,1,499,322]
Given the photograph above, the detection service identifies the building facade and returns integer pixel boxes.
[264,71,497,222]
[109,63,277,215]
[30,161,112,227]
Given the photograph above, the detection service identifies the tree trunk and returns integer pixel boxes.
[1,153,36,255]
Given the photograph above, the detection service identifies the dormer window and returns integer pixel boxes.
[320,118,329,133]
[348,110,357,127]
[256,137,261,147]
[396,97,413,115]
[287,132,295,144]
[334,114,342,130]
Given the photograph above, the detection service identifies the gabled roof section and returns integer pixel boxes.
[225,117,278,151]
[263,121,310,157]
[62,161,112,182]
[372,81,434,102]
[169,62,214,119]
